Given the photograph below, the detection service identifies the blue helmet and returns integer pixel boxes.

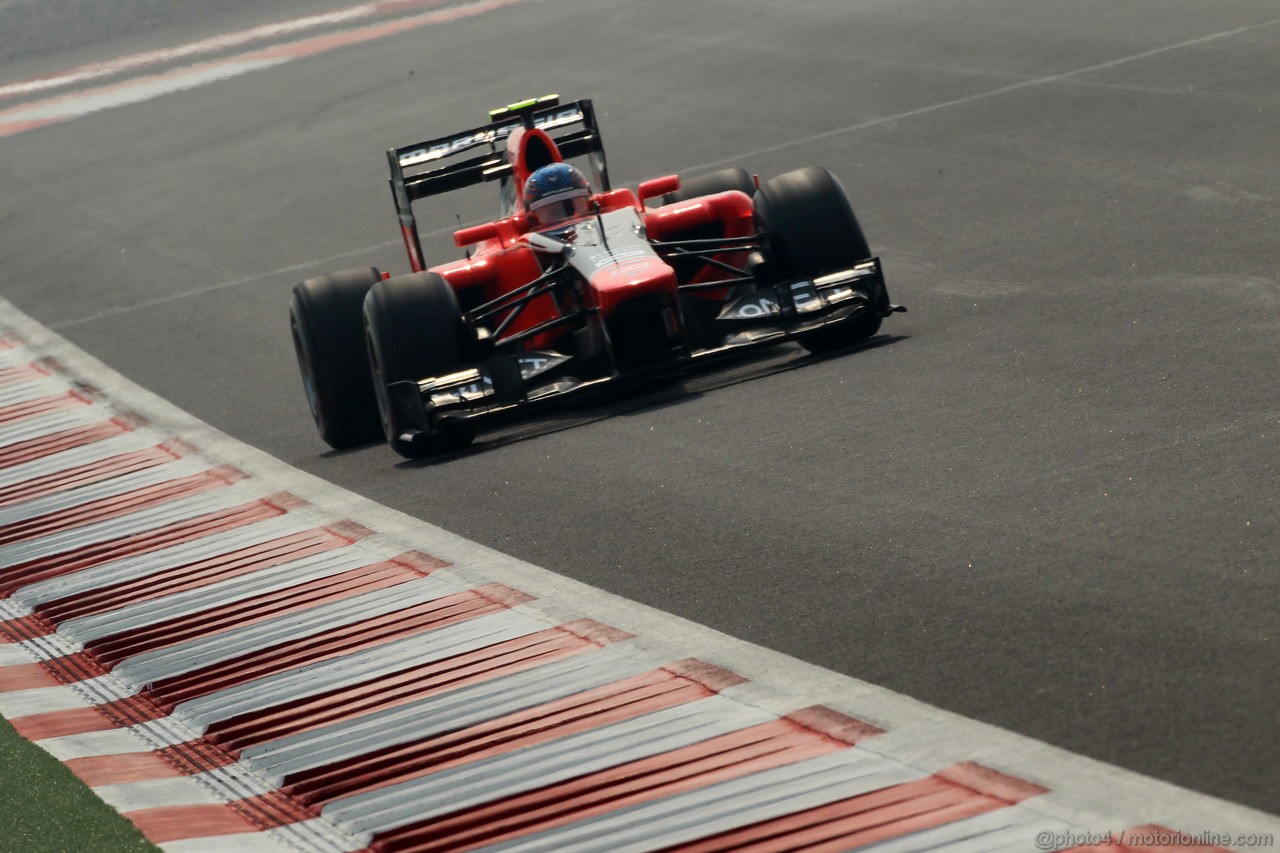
[523,163,590,226]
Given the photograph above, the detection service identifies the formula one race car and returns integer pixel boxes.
[290,95,904,458]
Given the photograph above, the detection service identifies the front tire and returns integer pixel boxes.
[363,272,476,458]
[754,166,880,353]
[289,268,384,449]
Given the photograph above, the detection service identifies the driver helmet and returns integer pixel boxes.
[523,163,591,226]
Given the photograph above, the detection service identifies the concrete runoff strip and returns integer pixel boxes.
[0,296,1275,851]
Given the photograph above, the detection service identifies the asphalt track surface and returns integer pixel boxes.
[1,0,1276,816]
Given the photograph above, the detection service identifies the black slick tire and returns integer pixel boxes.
[289,267,384,449]
[754,166,880,353]
[363,272,476,458]
[662,167,756,205]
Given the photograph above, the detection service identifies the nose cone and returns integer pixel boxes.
[590,256,677,317]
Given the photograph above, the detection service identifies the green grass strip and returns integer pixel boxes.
[0,713,158,852]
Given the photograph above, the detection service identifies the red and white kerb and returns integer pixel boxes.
[0,333,1238,853]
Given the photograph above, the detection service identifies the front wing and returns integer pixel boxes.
[385,259,904,450]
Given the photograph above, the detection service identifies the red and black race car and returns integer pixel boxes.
[290,95,905,458]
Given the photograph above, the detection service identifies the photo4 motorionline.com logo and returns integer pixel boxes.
[1035,829,1276,850]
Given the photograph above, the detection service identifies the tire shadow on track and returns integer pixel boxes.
[387,334,909,467]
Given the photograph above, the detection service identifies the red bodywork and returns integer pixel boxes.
[404,127,754,352]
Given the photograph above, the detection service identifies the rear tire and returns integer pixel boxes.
[662,167,756,205]
[754,166,879,353]
[363,272,476,458]
[289,268,384,449]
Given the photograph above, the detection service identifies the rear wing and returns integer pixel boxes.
[387,96,610,271]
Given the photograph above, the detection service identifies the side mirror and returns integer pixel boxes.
[637,175,680,205]
[453,222,499,248]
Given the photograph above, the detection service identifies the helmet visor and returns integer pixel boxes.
[528,187,590,226]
